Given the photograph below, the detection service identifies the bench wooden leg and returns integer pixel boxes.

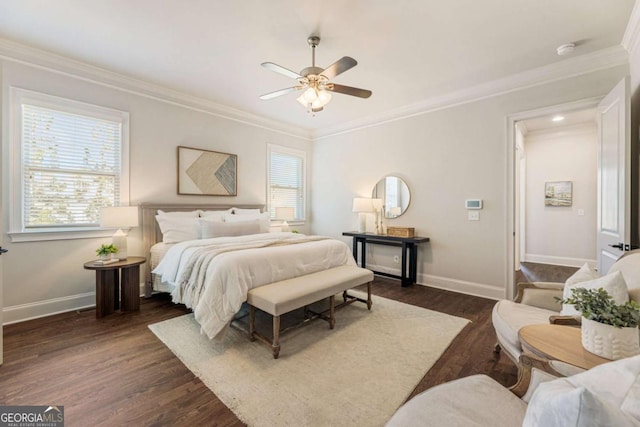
[249,305,256,341]
[272,315,281,359]
[329,295,336,329]
[366,282,372,310]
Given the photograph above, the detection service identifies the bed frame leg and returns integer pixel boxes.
[272,315,281,359]
[249,305,256,341]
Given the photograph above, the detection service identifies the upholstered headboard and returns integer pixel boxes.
[140,202,264,295]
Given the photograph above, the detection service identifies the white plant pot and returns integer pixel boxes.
[581,317,640,360]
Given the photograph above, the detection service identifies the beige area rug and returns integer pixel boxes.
[149,293,470,427]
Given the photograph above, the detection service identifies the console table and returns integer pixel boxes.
[342,232,430,286]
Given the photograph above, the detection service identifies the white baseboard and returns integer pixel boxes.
[3,292,96,325]
[3,282,147,325]
[367,263,505,300]
[523,254,595,268]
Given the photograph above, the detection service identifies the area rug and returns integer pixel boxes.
[149,292,470,427]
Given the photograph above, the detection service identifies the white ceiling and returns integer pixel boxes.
[0,0,635,133]
[522,108,598,132]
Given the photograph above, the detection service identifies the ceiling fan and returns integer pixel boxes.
[259,36,372,113]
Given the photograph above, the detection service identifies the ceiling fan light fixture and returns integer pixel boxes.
[302,87,318,103]
[260,35,372,113]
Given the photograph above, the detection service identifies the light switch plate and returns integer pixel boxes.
[577,209,585,216]
[468,211,480,221]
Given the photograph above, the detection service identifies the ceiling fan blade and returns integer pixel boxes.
[261,62,302,79]
[320,57,357,79]
[259,87,301,100]
[328,83,372,99]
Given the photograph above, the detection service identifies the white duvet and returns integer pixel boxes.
[153,232,356,338]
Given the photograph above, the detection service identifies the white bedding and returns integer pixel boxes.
[153,232,356,338]
[149,242,176,292]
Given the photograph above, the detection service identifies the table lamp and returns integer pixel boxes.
[100,206,139,259]
[352,198,373,233]
[275,207,295,232]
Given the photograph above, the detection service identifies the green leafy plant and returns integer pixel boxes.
[96,243,118,257]
[560,287,640,328]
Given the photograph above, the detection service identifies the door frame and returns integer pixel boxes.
[505,97,602,300]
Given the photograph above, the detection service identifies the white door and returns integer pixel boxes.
[597,77,631,273]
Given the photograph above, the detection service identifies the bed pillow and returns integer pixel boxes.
[224,211,270,233]
[561,270,629,315]
[155,215,200,243]
[523,355,640,427]
[199,210,227,222]
[200,218,261,238]
[157,209,200,217]
[230,207,261,215]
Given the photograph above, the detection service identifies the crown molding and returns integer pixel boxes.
[313,46,628,140]
[0,38,312,141]
[0,38,628,143]
[623,0,640,55]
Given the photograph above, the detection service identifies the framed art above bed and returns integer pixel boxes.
[177,146,237,196]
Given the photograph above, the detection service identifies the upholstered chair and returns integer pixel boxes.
[492,250,640,366]
[386,355,640,427]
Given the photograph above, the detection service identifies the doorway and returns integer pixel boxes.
[515,108,598,277]
[506,98,602,299]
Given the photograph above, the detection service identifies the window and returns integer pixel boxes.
[10,88,129,241]
[267,144,306,221]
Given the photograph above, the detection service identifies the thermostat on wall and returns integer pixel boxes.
[465,199,483,209]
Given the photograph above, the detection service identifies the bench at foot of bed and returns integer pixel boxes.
[246,265,374,359]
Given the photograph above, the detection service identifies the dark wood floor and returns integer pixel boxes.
[516,261,577,284]
[0,277,518,426]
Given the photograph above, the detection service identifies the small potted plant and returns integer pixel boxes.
[96,243,118,261]
[560,287,640,360]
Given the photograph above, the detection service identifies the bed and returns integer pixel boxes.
[141,203,357,338]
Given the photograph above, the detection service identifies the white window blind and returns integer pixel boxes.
[268,145,305,220]
[20,101,123,228]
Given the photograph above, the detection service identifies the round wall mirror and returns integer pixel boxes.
[371,176,411,218]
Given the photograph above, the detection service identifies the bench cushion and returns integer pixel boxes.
[247,266,373,316]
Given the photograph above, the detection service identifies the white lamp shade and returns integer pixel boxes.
[275,207,295,221]
[372,198,383,210]
[100,206,139,228]
[352,198,373,213]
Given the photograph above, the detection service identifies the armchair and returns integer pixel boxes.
[492,250,640,366]
[386,355,640,427]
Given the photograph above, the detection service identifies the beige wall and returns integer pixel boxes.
[523,124,597,267]
[1,61,312,322]
[311,65,628,299]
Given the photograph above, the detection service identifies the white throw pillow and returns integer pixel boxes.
[200,218,261,238]
[230,207,261,215]
[224,211,270,233]
[561,270,629,316]
[157,209,200,217]
[155,215,200,243]
[565,263,600,287]
[523,355,640,427]
[199,210,227,222]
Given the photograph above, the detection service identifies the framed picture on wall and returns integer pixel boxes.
[177,146,237,196]
[545,181,572,206]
